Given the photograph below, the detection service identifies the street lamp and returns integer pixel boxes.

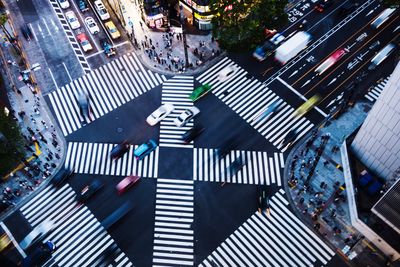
[179,5,189,69]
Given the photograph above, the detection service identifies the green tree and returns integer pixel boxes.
[209,0,288,51]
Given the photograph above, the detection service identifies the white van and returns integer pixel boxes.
[368,43,395,71]
[371,8,396,29]
[94,0,110,21]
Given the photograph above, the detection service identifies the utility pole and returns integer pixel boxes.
[179,5,189,69]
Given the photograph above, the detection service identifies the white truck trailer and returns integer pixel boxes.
[274,31,312,64]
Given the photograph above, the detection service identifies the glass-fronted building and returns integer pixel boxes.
[179,0,213,30]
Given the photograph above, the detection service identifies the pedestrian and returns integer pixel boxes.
[55,153,60,159]
[149,39,153,45]
[320,181,325,189]
[313,223,320,230]
[299,197,305,204]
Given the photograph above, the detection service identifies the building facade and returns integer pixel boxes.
[351,62,400,179]
[179,0,213,30]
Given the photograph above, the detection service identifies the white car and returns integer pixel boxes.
[173,107,200,127]
[19,220,53,250]
[218,66,238,82]
[146,103,175,126]
[58,0,70,9]
[85,17,100,35]
[65,11,80,30]
[94,0,110,21]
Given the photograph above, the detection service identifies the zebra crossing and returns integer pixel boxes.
[152,179,194,266]
[65,142,159,178]
[160,76,196,148]
[193,148,285,186]
[199,189,335,267]
[47,53,167,136]
[20,184,132,267]
[365,77,389,102]
[196,57,314,152]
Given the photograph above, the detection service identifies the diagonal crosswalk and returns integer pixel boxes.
[20,184,132,267]
[196,57,314,152]
[199,189,335,267]
[47,53,167,136]
[365,77,389,102]
[193,148,285,186]
[152,179,194,266]
[64,142,159,178]
[160,76,196,148]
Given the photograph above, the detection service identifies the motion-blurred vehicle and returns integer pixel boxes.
[368,43,395,71]
[101,244,118,265]
[253,32,285,61]
[85,17,100,35]
[76,33,93,52]
[252,100,281,122]
[102,201,133,229]
[58,0,70,9]
[116,176,140,195]
[134,139,157,160]
[105,21,121,39]
[229,156,246,176]
[315,48,347,75]
[22,240,56,267]
[189,84,212,101]
[76,0,89,12]
[274,31,312,64]
[264,28,277,39]
[295,95,321,117]
[257,185,270,215]
[100,38,116,57]
[146,103,175,126]
[218,66,238,82]
[94,0,110,20]
[371,8,396,29]
[76,179,103,203]
[0,232,11,252]
[51,168,73,187]
[182,126,204,143]
[173,107,200,127]
[65,11,80,30]
[314,0,333,12]
[78,92,92,122]
[110,141,130,160]
[215,138,237,160]
[20,220,54,250]
[20,24,33,41]
[280,129,298,149]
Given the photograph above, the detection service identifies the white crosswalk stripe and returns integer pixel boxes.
[159,76,196,148]
[199,189,335,267]
[65,142,159,177]
[152,179,194,266]
[19,184,132,267]
[196,57,314,152]
[365,77,389,102]
[47,53,167,136]
[193,148,285,186]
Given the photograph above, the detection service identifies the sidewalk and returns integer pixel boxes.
[284,101,392,266]
[121,0,222,76]
[0,13,65,219]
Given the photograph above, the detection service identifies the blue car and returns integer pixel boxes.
[134,139,157,160]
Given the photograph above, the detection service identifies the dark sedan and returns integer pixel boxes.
[76,180,103,203]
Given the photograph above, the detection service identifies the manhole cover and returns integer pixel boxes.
[117,127,123,133]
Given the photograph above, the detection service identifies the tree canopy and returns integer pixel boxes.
[209,0,288,51]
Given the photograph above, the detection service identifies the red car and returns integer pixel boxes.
[76,33,93,52]
[314,0,333,12]
[116,176,140,194]
[315,48,347,75]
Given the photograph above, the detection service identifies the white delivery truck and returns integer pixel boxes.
[274,31,312,64]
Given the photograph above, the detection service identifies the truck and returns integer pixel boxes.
[274,31,312,64]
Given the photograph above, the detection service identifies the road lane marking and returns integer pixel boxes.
[277,77,327,117]
[62,62,73,82]
[0,222,27,258]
